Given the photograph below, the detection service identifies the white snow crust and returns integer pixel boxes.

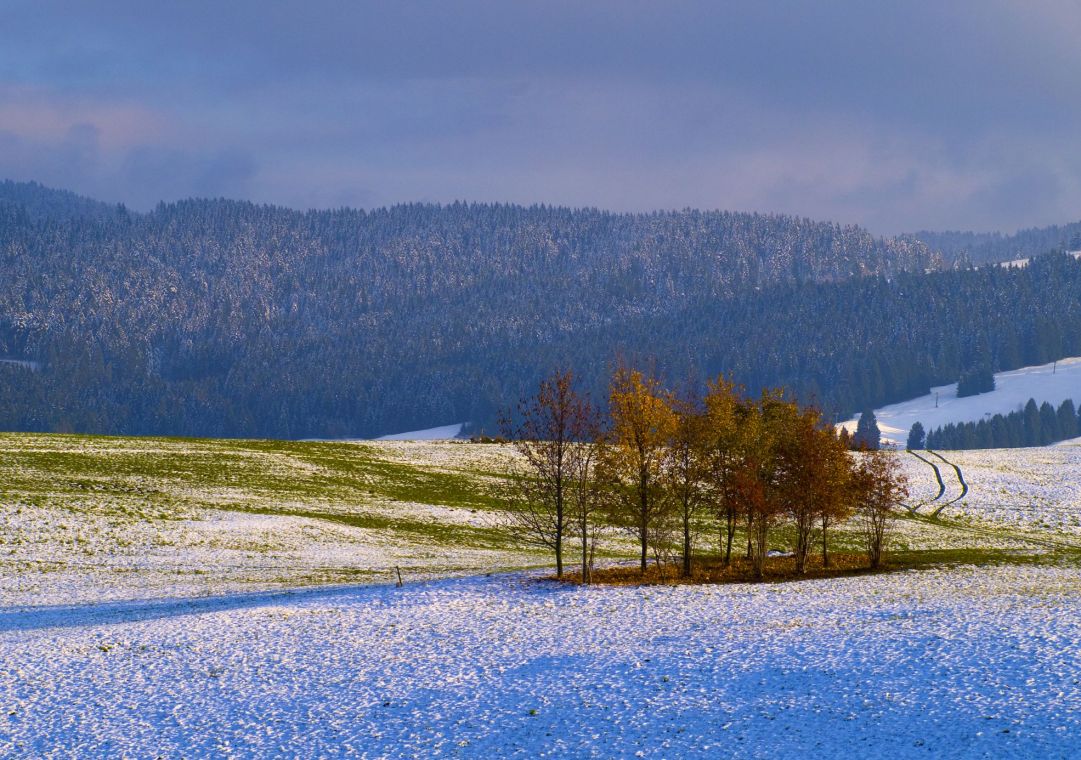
[897,446,1081,534]
[1,565,1078,757]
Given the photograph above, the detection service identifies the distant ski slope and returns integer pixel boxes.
[839,356,1081,447]
[375,423,465,441]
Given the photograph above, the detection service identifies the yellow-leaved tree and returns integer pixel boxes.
[597,366,678,572]
[701,377,741,565]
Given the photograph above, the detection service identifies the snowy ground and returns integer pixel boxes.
[1,565,1078,757]
[996,250,1081,269]
[0,434,540,608]
[897,446,1081,536]
[2,434,1081,757]
[838,356,1081,447]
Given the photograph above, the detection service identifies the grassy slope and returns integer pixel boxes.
[0,434,543,605]
[0,433,1077,605]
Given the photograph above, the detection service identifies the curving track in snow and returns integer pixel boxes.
[903,450,947,513]
[928,451,969,517]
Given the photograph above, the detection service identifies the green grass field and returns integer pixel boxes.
[0,432,1077,607]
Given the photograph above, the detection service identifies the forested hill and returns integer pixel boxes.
[1,181,1079,439]
[914,222,1081,266]
[0,180,118,223]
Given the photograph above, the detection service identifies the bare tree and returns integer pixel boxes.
[569,419,603,584]
[500,369,595,578]
[853,449,909,569]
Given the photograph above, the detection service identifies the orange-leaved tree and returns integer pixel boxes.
[852,449,909,569]
[776,406,853,573]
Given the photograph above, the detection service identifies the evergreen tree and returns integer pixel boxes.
[1007,412,1024,448]
[1057,399,1078,440]
[1023,399,1041,446]
[838,426,852,450]
[906,421,925,450]
[1040,401,1060,444]
[853,409,881,450]
[957,363,994,398]
[990,413,1009,448]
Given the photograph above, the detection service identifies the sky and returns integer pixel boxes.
[2,1,1081,234]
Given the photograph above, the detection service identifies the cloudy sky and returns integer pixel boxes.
[2,1,1080,233]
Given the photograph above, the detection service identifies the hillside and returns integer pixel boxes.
[0,180,117,223]
[2,433,1079,756]
[0,181,938,437]
[839,356,1081,447]
[2,181,1081,439]
[915,223,1081,265]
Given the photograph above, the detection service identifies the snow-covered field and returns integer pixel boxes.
[838,356,1081,447]
[2,434,1080,757]
[1,565,1078,757]
[0,434,540,608]
[897,445,1081,536]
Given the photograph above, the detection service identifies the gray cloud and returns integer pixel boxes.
[2,1,1081,232]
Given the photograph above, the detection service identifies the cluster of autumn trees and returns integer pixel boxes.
[501,368,909,584]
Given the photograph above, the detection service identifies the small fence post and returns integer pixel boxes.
[395,566,403,587]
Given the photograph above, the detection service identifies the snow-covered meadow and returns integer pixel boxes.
[1,565,1079,757]
[896,444,1081,536]
[0,434,539,608]
[2,433,1080,757]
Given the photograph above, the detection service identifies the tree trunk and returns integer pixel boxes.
[752,518,768,580]
[555,530,563,578]
[869,520,883,569]
[581,520,590,585]
[795,514,811,574]
[640,531,648,573]
[682,511,692,577]
[724,508,734,565]
[555,485,564,578]
[750,512,770,580]
[639,469,649,573]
